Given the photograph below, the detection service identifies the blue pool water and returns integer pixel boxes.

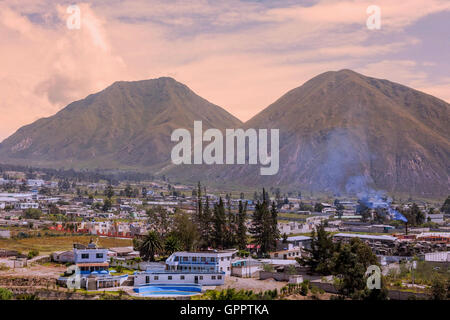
[134,284,202,297]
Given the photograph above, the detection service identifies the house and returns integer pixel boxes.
[333,233,398,245]
[15,202,39,210]
[26,179,45,187]
[74,242,109,273]
[286,235,311,249]
[52,250,75,263]
[231,259,263,278]
[269,242,302,260]
[134,250,237,286]
[57,241,128,290]
[0,230,11,239]
[426,213,445,224]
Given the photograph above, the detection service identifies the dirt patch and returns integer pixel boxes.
[216,276,287,293]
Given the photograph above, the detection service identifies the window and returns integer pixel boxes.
[180,276,185,280]
[168,276,172,280]
[81,253,89,259]
[96,253,103,259]
[154,276,159,280]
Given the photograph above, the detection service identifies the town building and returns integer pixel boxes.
[134,250,236,286]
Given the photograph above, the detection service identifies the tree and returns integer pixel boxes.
[124,184,133,198]
[236,200,248,250]
[314,202,324,213]
[196,181,203,224]
[299,223,335,274]
[172,212,200,251]
[199,196,213,249]
[212,198,226,249]
[440,196,450,214]
[104,185,114,199]
[430,275,447,300]
[164,234,182,255]
[270,201,280,246]
[410,203,425,226]
[137,231,163,262]
[146,207,171,236]
[102,198,112,212]
[23,208,42,220]
[224,197,235,248]
[331,238,379,298]
[141,187,147,198]
[250,189,278,254]
[357,200,371,222]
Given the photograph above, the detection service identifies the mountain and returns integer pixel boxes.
[1,70,448,197]
[0,77,242,170]
[212,69,450,197]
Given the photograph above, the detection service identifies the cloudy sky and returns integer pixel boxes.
[0,0,449,141]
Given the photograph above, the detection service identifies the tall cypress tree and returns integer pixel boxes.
[212,197,226,249]
[250,188,277,254]
[199,196,213,249]
[237,200,248,250]
[196,181,203,223]
[270,201,280,248]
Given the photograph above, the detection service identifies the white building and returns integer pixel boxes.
[27,179,45,187]
[15,202,39,210]
[134,250,236,286]
[231,259,262,278]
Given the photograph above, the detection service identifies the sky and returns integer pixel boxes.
[0,0,449,141]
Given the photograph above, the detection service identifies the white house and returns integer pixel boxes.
[231,259,262,278]
[15,202,39,210]
[134,250,237,286]
[27,179,45,187]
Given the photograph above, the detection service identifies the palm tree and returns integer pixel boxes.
[138,231,163,261]
[164,234,182,255]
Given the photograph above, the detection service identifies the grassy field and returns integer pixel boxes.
[0,235,133,254]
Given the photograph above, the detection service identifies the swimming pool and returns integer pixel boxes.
[134,284,202,297]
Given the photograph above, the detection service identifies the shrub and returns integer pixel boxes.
[0,288,13,300]
[300,282,309,296]
[0,264,10,271]
[27,249,40,259]
[262,264,274,272]
[15,293,39,300]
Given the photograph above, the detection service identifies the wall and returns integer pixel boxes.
[134,272,225,286]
